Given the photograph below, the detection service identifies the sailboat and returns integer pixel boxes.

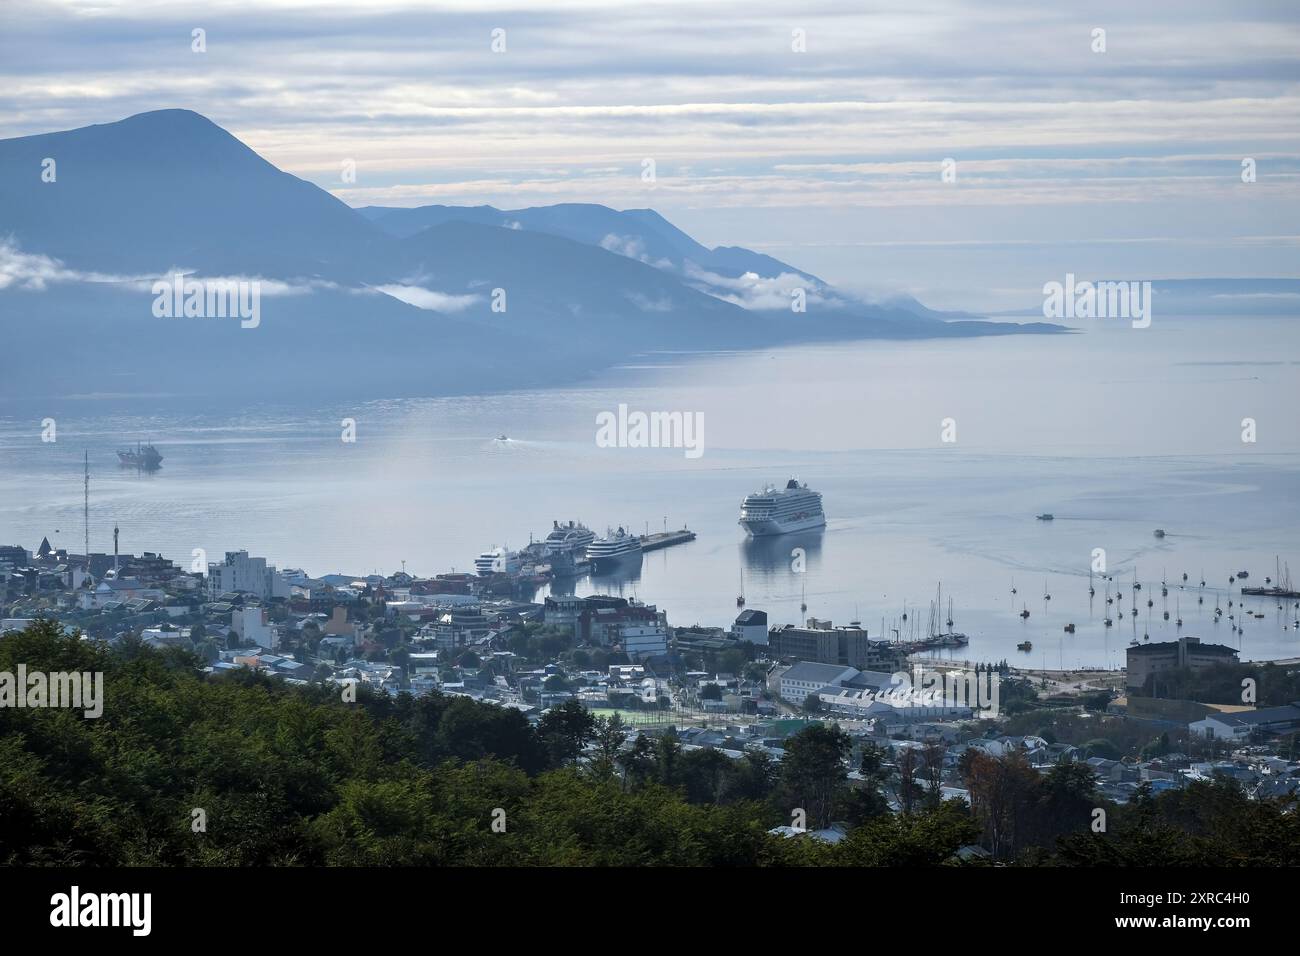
[800,579,807,613]
[736,569,745,607]
[928,584,969,646]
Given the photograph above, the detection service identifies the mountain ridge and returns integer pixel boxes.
[0,109,1064,402]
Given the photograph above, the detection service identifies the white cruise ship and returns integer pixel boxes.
[474,547,522,576]
[543,520,596,557]
[738,478,826,536]
[586,527,643,571]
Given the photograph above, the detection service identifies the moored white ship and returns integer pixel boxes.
[586,526,643,571]
[738,478,826,536]
[474,547,522,576]
[543,520,596,557]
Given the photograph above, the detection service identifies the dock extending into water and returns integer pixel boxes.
[1242,587,1300,599]
[640,529,696,552]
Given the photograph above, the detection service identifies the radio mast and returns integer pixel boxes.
[83,450,90,558]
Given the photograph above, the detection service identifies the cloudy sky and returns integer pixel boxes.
[2,0,1298,309]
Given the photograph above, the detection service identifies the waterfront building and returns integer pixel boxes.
[770,619,904,672]
[1125,636,1240,692]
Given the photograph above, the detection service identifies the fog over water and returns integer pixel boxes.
[3,315,1297,668]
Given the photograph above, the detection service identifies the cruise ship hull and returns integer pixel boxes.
[589,549,643,573]
[739,514,826,537]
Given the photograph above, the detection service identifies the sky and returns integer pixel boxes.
[1,0,1298,310]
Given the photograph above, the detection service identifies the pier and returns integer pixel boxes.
[639,529,696,552]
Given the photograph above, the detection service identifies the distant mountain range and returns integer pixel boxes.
[0,109,1069,402]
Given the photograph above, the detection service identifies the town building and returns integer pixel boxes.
[1126,636,1240,692]
[232,606,279,649]
[207,551,292,600]
[770,618,904,672]
[779,661,862,702]
[619,622,669,661]
[1189,702,1300,741]
[732,609,768,644]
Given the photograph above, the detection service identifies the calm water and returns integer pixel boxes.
[3,316,1298,668]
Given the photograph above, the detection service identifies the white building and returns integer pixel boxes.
[232,606,279,649]
[779,661,861,703]
[1189,704,1300,741]
[207,551,292,600]
[620,623,669,661]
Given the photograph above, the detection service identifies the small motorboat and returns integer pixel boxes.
[1036,513,1054,521]
[1017,640,1032,652]
[1154,529,1166,538]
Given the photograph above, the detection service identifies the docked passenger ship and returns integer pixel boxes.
[543,520,596,557]
[738,478,826,536]
[586,527,643,571]
[474,547,522,576]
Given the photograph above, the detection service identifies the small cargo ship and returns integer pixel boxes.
[117,442,163,468]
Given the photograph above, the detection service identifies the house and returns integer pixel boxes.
[141,625,191,649]
[317,634,356,662]
[768,823,848,844]
[78,576,164,610]
[321,606,360,640]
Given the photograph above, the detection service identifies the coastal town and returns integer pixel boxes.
[4,528,1299,832]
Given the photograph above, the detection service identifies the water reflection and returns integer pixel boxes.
[740,528,824,572]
